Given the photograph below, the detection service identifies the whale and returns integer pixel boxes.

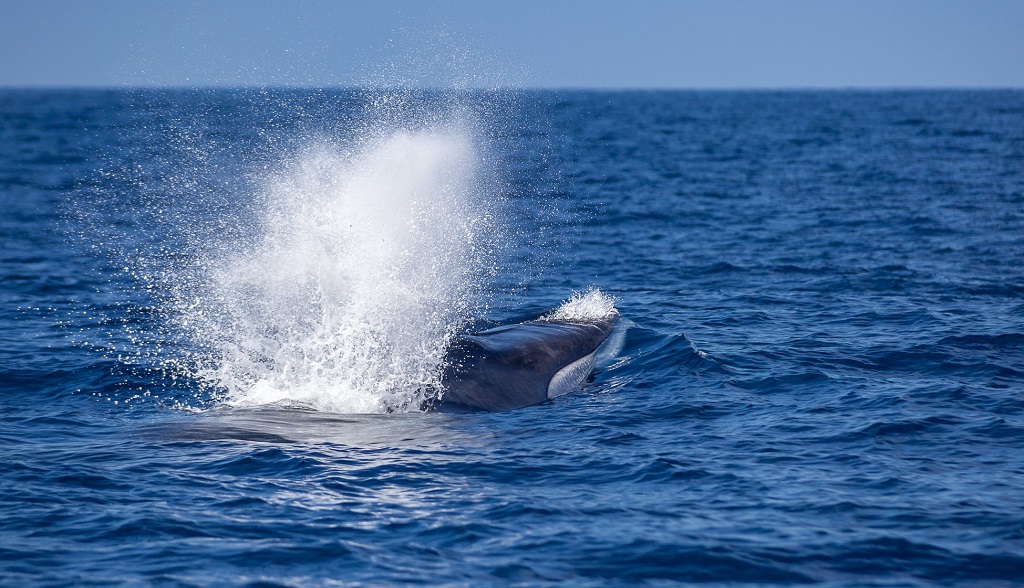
[426,315,619,412]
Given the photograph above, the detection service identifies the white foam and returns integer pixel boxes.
[172,128,498,413]
[541,288,619,323]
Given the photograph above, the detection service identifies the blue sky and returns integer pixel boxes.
[2,0,1022,88]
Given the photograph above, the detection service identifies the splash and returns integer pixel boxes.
[541,288,619,323]
[172,126,499,413]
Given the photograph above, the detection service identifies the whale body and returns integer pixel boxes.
[429,316,618,412]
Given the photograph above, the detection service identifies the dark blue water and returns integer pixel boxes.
[3,89,1024,586]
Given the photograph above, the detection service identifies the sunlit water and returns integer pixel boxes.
[2,89,1024,586]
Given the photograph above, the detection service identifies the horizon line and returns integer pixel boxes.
[2,83,1023,92]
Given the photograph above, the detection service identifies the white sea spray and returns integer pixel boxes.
[541,288,619,323]
[170,127,500,413]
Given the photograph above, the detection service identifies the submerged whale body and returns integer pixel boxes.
[429,315,618,412]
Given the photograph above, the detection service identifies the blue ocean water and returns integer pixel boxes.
[2,89,1024,586]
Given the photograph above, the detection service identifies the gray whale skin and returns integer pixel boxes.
[427,315,618,412]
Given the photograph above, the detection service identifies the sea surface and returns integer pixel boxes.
[2,89,1023,586]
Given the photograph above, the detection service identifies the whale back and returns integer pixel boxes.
[435,318,617,411]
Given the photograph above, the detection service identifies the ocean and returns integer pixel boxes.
[2,88,1023,586]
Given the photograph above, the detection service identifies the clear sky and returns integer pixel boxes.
[2,0,1022,88]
